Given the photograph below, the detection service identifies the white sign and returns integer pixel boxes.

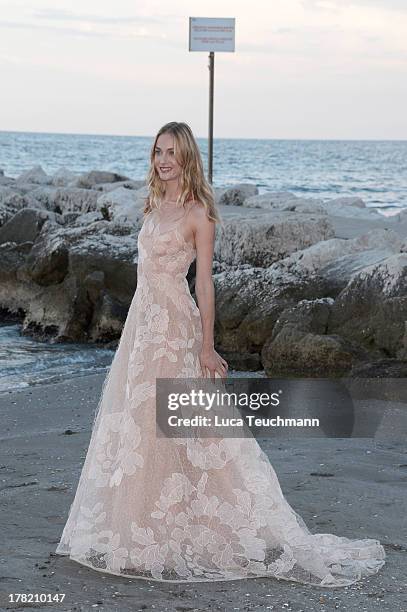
[189,17,235,52]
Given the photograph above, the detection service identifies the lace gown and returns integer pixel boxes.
[55,201,386,586]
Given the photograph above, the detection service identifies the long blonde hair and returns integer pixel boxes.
[143,122,222,225]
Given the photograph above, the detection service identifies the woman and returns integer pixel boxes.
[55,122,385,586]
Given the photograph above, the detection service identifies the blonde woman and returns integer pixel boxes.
[55,122,385,587]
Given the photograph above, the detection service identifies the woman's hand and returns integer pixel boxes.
[199,346,228,380]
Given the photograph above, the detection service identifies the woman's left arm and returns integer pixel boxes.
[190,205,228,380]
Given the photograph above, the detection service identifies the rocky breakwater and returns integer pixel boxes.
[212,185,407,376]
[0,168,406,377]
[0,165,146,344]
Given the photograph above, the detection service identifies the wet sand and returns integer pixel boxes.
[0,373,406,611]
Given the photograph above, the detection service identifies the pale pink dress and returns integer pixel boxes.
[55,200,386,586]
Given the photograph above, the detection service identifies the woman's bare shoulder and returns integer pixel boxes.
[187,199,212,218]
[187,201,212,230]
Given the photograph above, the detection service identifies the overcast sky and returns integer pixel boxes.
[0,0,406,139]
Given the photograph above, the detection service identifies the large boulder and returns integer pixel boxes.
[217,184,259,206]
[87,290,131,341]
[73,170,131,189]
[0,208,60,246]
[321,196,385,220]
[0,240,33,282]
[0,170,16,187]
[15,165,52,185]
[0,220,138,342]
[276,228,402,295]
[213,228,405,371]
[244,191,327,215]
[243,192,385,220]
[50,166,79,187]
[30,186,99,214]
[0,187,44,226]
[92,179,145,193]
[213,264,328,370]
[25,229,70,286]
[72,211,105,226]
[96,186,146,224]
[215,212,335,267]
[328,254,407,359]
[261,298,370,377]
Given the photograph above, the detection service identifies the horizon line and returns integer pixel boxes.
[0,128,406,143]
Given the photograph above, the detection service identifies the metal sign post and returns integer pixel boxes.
[208,51,214,184]
[189,17,235,185]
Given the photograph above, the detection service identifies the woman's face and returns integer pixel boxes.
[154,132,183,184]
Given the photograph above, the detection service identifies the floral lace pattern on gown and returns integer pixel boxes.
[55,200,386,586]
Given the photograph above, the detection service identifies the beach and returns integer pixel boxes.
[0,372,406,611]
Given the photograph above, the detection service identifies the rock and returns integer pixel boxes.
[26,232,70,286]
[277,228,402,296]
[72,211,104,226]
[244,191,327,215]
[0,208,59,246]
[15,165,52,185]
[54,187,100,214]
[325,196,366,209]
[74,170,130,189]
[30,186,99,214]
[217,184,259,206]
[244,191,299,209]
[25,185,58,209]
[243,192,385,220]
[213,264,327,370]
[0,241,34,282]
[0,187,45,227]
[0,172,16,187]
[96,187,145,225]
[320,196,384,219]
[328,254,407,359]
[0,189,43,211]
[68,226,137,304]
[261,298,369,377]
[213,229,404,372]
[263,329,361,377]
[84,270,105,303]
[61,212,80,225]
[92,179,145,193]
[349,358,407,378]
[0,202,18,228]
[215,212,334,267]
[316,249,398,295]
[273,297,335,335]
[0,221,138,342]
[51,167,79,187]
[88,292,131,342]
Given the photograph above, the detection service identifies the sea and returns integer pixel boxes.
[0,130,406,392]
